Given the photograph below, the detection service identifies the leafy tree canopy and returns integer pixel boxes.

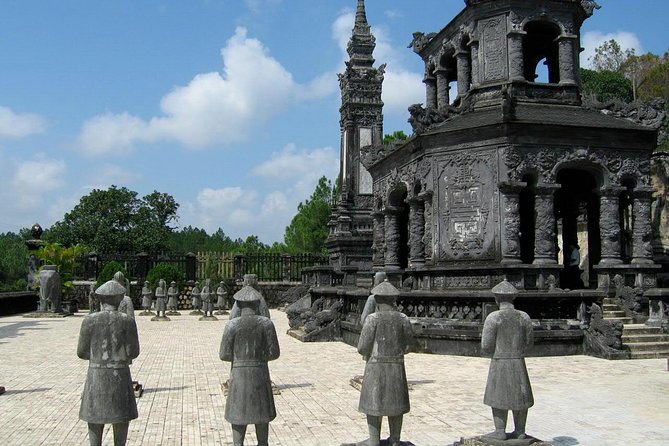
[581,68,633,102]
[383,130,409,145]
[47,186,179,253]
[283,176,335,253]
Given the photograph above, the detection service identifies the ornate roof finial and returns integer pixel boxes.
[355,0,368,27]
[348,0,375,68]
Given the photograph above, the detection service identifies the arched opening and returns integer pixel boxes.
[389,185,410,269]
[519,174,537,264]
[619,179,635,264]
[523,21,561,83]
[555,169,601,289]
[439,51,458,105]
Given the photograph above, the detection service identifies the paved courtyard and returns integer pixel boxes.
[0,309,668,446]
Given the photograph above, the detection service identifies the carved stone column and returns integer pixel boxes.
[469,40,480,87]
[533,184,560,265]
[424,74,438,109]
[372,210,385,268]
[455,50,471,97]
[557,35,578,86]
[499,182,526,264]
[419,191,434,263]
[599,186,626,265]
[435,68,451,113]
[384,206,401,270]
[408,197,426,266]
[632,187,655,264]
[508,30,526,81]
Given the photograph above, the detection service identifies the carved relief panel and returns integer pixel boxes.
[437,149,499,261]
[480,15,508,83]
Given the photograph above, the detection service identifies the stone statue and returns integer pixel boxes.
[215,281,228,315]
[152,279,170,321]
[140,281,154,316]
[220,285,280,446]
[199,279,218,320]
[481,280,534,442]
[38,265,62,312]
[360,271,388,325]
[230,274,270,319]
[77,279,140,446]
[115,272,134,319]
[190,281,203,315]
[345,280,414,446]
[88,282,99,314]
[167,281,181,315]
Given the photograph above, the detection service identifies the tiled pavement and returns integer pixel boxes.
[1,310,668,446]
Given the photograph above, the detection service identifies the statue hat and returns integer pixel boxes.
[491,279,518,296]
[371,279,400,297]
[233,285,262,302]
[95,279,126,297]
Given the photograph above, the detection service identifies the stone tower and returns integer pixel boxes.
[326,0,385,271]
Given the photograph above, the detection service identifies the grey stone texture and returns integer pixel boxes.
[167,281,180,315]
[139,281,154,316]
[220,285,280,446]
[77,279,139,446]
[151,279,170,321]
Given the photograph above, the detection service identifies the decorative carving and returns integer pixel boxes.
[408,101,470,135]
[586,303,623,350]
[580,1,601,18]
[480,16,507,82]
[408,32,437,54]
[612,274,645,316]
[397,298,483,321]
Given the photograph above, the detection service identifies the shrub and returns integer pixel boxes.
[96,261,128,287]
[146,263,185,289]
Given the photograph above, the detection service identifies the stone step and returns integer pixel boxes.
[603,317,634,324]
[603,310,628,318]
[624,341,669,352]
[629,350,669,359]
[602,298,619,305]
[623,324,664,335]
[624,335,669,344]
[602,304,620,311]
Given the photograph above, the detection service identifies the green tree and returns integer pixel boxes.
[48,186,179,253]
[0,231,29,292]
[581,68,633,102]
[283,176,335,253]
[36,242,87,296]
[591,39,634,73]
[383,130,409,145]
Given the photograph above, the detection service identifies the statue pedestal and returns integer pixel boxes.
[23,311,71,318]
[166,311,181,316]
[150,315,171,322]
[139,311,155,317]
[0,386,5,395]
[214,310,228,315]
[453,435,551,446]
[189,310,204,316]
[199,315,218,321]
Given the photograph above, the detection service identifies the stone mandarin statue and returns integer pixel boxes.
[167,281,181,315]
[140,281,154,316]
[152,279,169,321]
[220,285,280,446]
[77,279,140,446]
[200,278,218,320]
[230,274,270,319]
[481,280,535,442]
[215,281,228,315]
[115,272,135,319]
[190,281,203,315]
[345,279,414,446]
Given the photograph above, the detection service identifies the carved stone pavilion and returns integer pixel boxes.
[302,0,668,357]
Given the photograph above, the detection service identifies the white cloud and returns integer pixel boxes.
[581,31,644,69]
[12,154,66,209]
[78,27,297,155]
[0,106,47,139]
[251,143,338,181]
[84,163,143,190]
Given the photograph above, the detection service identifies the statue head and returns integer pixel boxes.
[492,279,518,305]
[233,285,262,313]
[95,279,126,308]
[371,279,399,306]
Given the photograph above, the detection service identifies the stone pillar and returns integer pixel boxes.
[424,74,438,109]
[186,252,197,281]
[419,191,434,263]
[599,187,626,265]
[499,182,526,264]
[533,184,560,265]
[372,210,386,269]
[408,197,426,266]
[508,31,526,81]
[384,206,401,270]
[435,68,451,112]
[632,187,655,264]
[455,50,471,97]
[557,35,578,86]
[469,40,480,87]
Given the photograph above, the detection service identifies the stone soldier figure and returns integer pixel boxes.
[190,281,203,315]
[346,280,414,446]
[481,280,534,441]
[115,272,135,319]
[88,282,99,314]
[39,265,62,312]
[152,279,169,321]
[220,285,280,446]
[230,274,270,319]
[140,281,154,316]
[215,281,228,315]
[360,271,388,325]
[77,279,140,446]
[167,281,181,315]
[200,279,217,320]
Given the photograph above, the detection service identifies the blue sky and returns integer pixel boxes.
[1,0,667,244]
